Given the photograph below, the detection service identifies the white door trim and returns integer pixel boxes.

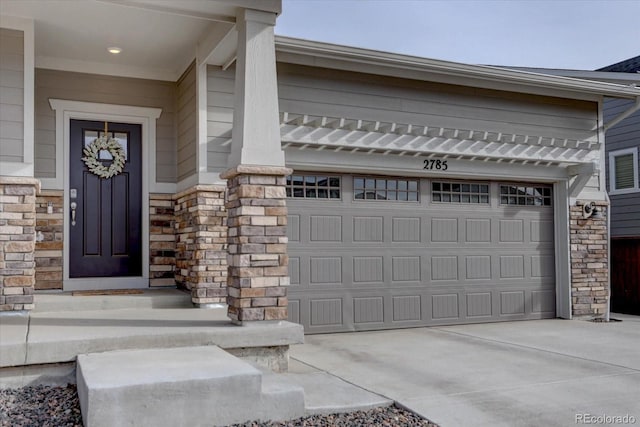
[49,99,161,291]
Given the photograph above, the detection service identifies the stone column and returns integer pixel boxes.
[570,201,609,319]
[223,9,289,323]
[35,190,63,290]
[149,194,176,287]
[221,166,291,323]
[174,185,228,306]
[0,177,40,311]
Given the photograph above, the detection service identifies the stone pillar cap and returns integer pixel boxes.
[221,165,293,180]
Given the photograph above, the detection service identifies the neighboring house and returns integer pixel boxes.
[598,57,640,315]
[2,1,640,333]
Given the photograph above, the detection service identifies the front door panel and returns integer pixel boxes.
[69,120,142,278]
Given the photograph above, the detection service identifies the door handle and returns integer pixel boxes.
[70,202,77,226]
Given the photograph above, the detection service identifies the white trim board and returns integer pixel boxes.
[48,99,161,290]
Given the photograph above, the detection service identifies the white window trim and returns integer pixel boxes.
[609,147,639,195]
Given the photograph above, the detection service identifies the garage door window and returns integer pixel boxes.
[286,174,341,199]
[432,182,489,204]
[354,177,419,201]
[500,185,552,206]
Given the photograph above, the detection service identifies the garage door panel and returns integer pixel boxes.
[500,291,526,315]
[288,174,556,333]
[532,290,556,314]
[431,256,459,281]
[531,220,554,242]
[310,298,343,327]
[500,255,526,278]
[310,215,342,241]
[465,255,492,280]
[499,219,525,242]
[309,257,342,284]
[432,294,460,320]
[431,218,458,242]
[466,218,492,242]
[288,256,301,285]
[353,256,384,283]
[287,215,301,242]
[288,299,301,324]
[353,216,384,242]
[466,292,493,317]
[531,255,555,278]
[353,297,384,324]
[392,295,422,321]
[392,217,421,242]
[392,256,421,282]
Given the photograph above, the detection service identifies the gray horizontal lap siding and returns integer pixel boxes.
[276,63,597,141]
[0,28,24,164]
[177,62,197,183]
[34,69,177,183]
[604,97,640,237]
[206,64,600,197]
[206,66,234,173]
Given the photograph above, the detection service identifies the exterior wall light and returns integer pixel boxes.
[107,47,121,54]
[582,201,603,219]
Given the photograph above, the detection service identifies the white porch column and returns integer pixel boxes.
[229,9,284,167]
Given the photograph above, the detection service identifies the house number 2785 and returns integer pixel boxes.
[423,159,448,171]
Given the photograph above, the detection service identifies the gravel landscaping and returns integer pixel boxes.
[1,385,438,427]
[0,384,82,427]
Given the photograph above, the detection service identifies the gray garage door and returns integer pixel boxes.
[286,173,556,333]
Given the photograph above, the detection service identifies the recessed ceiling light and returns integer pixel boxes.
[107,47,121,54]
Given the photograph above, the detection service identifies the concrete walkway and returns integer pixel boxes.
[291,315,640,427]
[0,290,391,419]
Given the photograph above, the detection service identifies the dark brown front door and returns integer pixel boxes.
[69,120,142,278]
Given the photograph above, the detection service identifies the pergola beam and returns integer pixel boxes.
[278,111,599,165]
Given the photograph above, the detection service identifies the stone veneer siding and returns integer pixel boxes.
[570,201,609,318]
[35,190,63,290]
[174,185,228,305]
[149,194,176,287]
[0,177,40,311]
[221,166,291,323]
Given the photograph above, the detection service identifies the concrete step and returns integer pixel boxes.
[76,345,305,427]
[34,289,193,313]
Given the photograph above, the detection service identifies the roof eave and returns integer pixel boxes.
[275,36,640,100]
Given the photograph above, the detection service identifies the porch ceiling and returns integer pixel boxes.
[1,0,280,81]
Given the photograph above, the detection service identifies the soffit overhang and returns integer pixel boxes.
[1,0,281,81]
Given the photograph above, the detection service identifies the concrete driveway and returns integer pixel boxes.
[290,315,640,427]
